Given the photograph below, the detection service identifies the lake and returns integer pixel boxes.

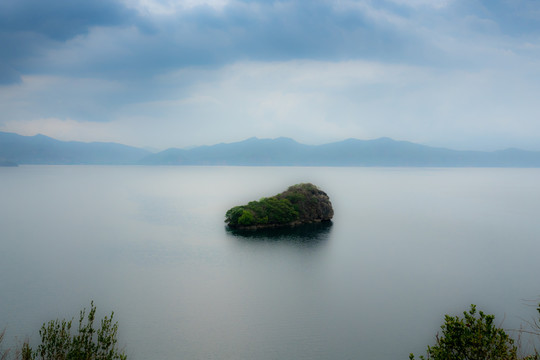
[1,166,539,359]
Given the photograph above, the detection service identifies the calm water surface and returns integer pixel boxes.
[1,166,539,359]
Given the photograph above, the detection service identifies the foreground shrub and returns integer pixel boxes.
[1,328,10,360]
[28,301,126,360]
[410,304,518,360]
[521,303,540,359]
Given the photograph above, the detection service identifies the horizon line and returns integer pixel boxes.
[0,130,535,154]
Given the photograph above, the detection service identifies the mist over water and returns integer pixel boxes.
[1,166,539,359]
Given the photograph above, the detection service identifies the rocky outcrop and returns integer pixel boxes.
[225,183,333,229]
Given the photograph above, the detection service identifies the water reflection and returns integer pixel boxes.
[226,221,333,247]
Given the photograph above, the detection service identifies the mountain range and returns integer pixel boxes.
[140,136,540,167]
[2,131,540,167]
[0,131,150,165]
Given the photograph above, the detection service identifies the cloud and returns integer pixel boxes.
[0,0,463,83]
[477,0,540,36]
[5,59,540,151]
[0,117,117,143]
[122,0,231,15]
[0,0,139,84]
[1,0,540,151]
[0,64,21,85]
[386,0,453,9]
[0,0,135,40]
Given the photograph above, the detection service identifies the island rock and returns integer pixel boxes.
[225,183,333,229]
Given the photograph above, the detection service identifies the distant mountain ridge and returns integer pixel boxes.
[0,131,150,165]
[2,131,540,167]
[140,136,540,167]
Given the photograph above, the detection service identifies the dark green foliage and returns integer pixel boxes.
[20,344,32,360]
[278,183,328,222]
[260,197,298,224]
[225,197,298,227]
[27,302,126,360]
[238,209,255,226]
[225,207,244,225]
[410,304,518,360]
[283,192,305,205]
[225,183,333,227]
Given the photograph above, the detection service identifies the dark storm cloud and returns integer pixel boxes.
[3,0,540,84]
[0,0,448,84]
[0,0,138,83]
[478,0,540,36]
[0,0,134,40]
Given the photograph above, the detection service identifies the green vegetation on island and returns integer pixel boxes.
[225,183,334,228]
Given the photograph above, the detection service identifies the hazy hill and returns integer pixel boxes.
[140,137,311,165]
[0,158,18,167]
[0,131,151,165]
[2,131,540,167]
[140,137,540,167]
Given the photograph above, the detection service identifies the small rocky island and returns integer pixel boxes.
[225,183,333,229]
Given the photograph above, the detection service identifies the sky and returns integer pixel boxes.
[1,0,540,151]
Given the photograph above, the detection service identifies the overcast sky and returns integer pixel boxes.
[1,0,540,151]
